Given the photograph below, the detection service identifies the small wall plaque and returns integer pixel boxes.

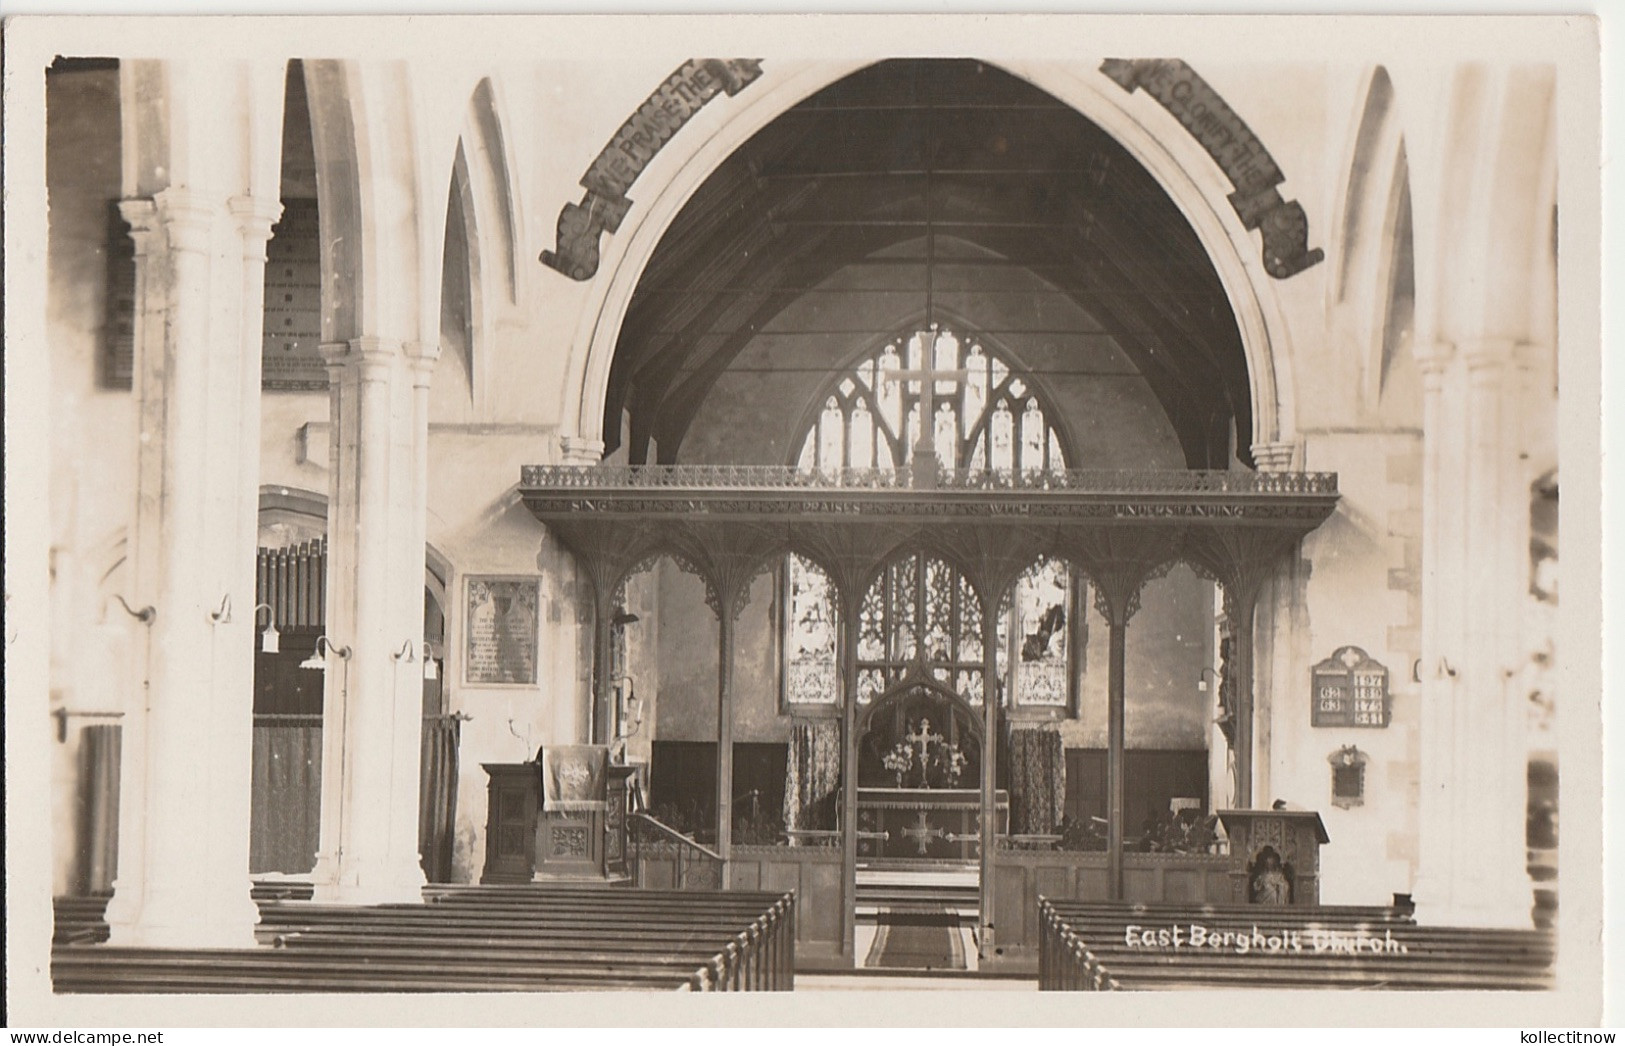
[1328,745,1368,808]
[1310,646,1390,728]
[466,576,539,686]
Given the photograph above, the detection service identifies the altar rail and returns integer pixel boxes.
[522,464,1338,495]
[988,848,1233,970]
[1037,899,1553,991]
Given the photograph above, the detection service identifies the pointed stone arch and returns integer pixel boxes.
[1329,66,1416,410]
[438,76,525,419]
[465,77,521,307]
[561,58,1298,466]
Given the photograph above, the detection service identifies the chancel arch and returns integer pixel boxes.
[568,58,1299,467]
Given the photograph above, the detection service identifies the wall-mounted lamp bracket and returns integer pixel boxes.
[252,603,280,653]
[300,635,352,670]
[113,594,156,625]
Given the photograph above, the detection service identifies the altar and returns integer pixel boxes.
[858,787,1009,862]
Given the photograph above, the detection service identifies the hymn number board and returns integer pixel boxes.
[1310,646,1390,728]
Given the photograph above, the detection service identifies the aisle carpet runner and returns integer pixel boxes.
[863,908,967,971]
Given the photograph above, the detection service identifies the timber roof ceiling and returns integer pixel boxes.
[604,59,1252,470]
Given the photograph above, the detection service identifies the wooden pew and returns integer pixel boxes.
[1038,899,1554,991]
[53,885,794,993]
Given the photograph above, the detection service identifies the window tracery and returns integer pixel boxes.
[782,327,1081,713]
[795,327,1068,473]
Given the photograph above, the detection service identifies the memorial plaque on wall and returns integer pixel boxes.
[261,198,327,390]
[1310,646,1390,727]
[466,576,539,686]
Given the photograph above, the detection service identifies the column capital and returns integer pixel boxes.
[405,341,442,385]
[228,195,283,259]
[1413,340,1457,377]
[1250,439,1300,473]
[320,336,406,377]
[152,187,221,255]
[560,435,606,465]
[118,198,162,255]
[1461,337,1519,374]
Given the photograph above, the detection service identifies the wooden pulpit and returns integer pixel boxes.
[480,761,639,884]
[1217,809,1329,906]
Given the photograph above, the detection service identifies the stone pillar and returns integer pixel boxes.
[103,190,260,947]
[311,337,431,904]
[1413,344,1458,916]
[1414,339,1532,927]
[1458,341,1531,925]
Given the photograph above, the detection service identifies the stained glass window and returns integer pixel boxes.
[783,554,839,706]
[783,326,1082,713]
[1009,557,1074,706]
[854,551,1006,706]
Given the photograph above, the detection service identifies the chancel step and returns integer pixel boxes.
[856,867,979,918]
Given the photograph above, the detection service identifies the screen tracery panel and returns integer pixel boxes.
[784,325,1082,715]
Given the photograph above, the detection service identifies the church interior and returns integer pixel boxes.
[9,19,1597,1008]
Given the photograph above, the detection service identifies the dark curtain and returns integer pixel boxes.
[418,715,461,882]
[1008,726,1065,834]
[250,719,323,874]
[783,719,841,840]
[73,724,121,895]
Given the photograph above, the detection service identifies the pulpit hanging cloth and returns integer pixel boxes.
[538,744,610,812]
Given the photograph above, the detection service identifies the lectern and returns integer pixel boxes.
[1217,809,1329,906]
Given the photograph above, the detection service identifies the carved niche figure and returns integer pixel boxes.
[1249,846,1294,905]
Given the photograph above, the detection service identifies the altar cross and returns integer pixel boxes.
[902,810,946,855]
[904,718,944,764]
[883,327,970,475]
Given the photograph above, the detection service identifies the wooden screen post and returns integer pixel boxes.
[979,589,1000,956]
[1106,614,1128,900]
[716,607,736,872]
[841,605,861,959]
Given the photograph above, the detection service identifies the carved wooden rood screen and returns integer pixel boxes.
[519,464,1338,961]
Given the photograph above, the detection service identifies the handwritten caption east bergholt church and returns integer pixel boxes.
[1123,924,1410,955]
